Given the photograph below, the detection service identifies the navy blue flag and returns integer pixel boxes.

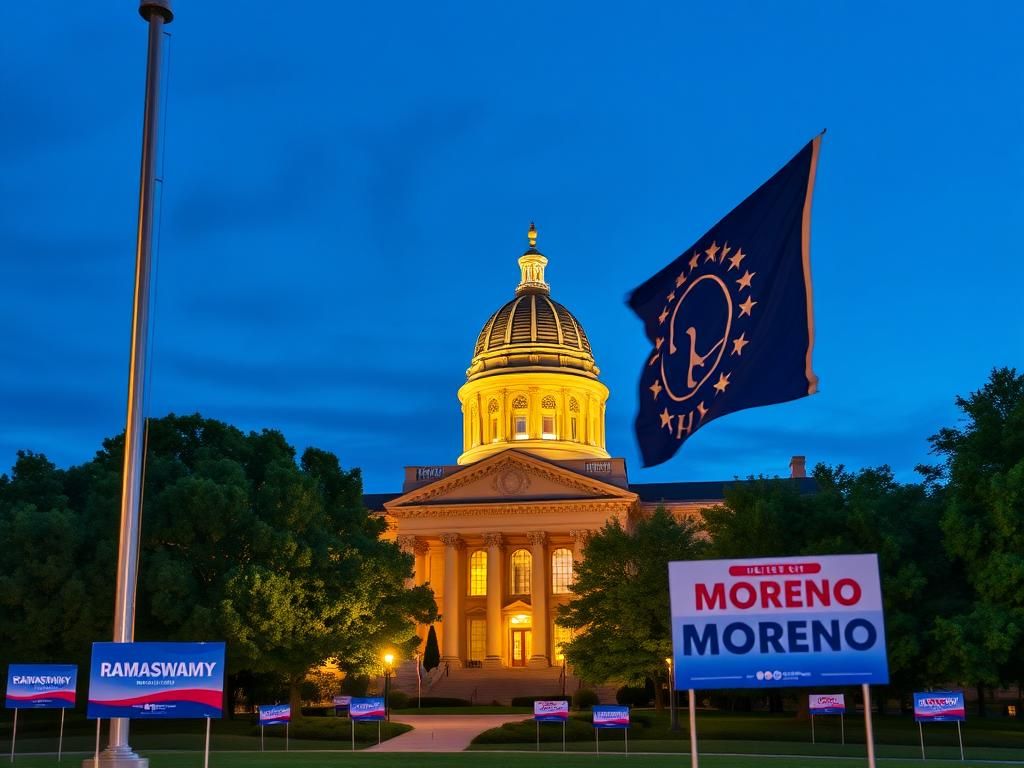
[627,136,822,467]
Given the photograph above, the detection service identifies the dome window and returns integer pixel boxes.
[488,399,500,443]
[512,395,529,440]
[569,397,580,441]
[541,395,557,440]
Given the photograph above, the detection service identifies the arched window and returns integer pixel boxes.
[551,548,574,594]
[541,395,557,440]
[488,399,500,443]
[470,403,479,447]
[569,397,580,441]
[510,549,532,595]
[469,550,487,595]
[511,395,529,440]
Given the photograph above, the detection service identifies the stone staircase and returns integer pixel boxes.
[392,663,619,706]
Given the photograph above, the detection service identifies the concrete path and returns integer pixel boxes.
[365,713,524,752]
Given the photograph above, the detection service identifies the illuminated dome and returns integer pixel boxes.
[457,225,610,465]
[466,224,600,383]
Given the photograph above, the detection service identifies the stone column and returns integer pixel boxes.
[528,530,549,667]
[483,532,505,668]
[414,539,429,588]
[440,533,464,668]
[396,535,418,588]
[569,529,590,563]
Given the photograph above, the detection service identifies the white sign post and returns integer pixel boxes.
[669,554,890,768]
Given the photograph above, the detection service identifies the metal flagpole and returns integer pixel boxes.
[862,684,877,768]
[10,709,16,762]
[918,722,924,760]
[94,721,101,768]
[596,728,599,755]
[203,718,210,768]
[98,3,173,767]
[841,713,845,745]
[811,714,815,744]
[59,709,65,762]
[688,689,699,768]
[956,720,963,761]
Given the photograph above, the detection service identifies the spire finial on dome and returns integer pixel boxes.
[516,224,549,296]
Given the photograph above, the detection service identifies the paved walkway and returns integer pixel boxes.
[364,713,523,752]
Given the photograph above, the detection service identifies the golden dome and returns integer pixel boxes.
[457,224,609,464]
[466,225,600,383]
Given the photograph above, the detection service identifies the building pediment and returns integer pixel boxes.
[384,449,636,516]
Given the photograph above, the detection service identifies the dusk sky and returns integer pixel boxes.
[2,2,1022,493]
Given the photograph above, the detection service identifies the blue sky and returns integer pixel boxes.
[2,2,1022,492]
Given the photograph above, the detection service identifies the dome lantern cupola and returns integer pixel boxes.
[457,225,610,465]
[515,223,549,296]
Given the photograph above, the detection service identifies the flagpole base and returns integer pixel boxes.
[83,748,149,768]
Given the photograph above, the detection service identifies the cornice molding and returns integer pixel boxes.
[389,499,636,520]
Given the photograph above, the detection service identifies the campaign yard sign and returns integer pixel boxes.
[668,554,889,689]
[258,704,291,725]
[349,697,386,722]
[533,700,570,722]
[333,695,351,713]
[914,691,965,722]
[593,705,630,729]
[809,693,846,715]
[87,642,225,719]
[6,665,77,709]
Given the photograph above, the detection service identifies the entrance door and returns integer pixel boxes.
[511,629,532,667]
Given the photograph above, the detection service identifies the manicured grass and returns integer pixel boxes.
[472,709,1024,751]
[2,713,409,753]
[0,751,1017,767]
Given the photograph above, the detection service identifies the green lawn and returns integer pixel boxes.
[0,752,1017,768]
[472,709,1022,750]
[3,714,408,753]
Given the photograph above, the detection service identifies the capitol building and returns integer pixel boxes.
[364,225,810,675]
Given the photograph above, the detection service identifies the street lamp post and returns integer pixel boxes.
[383,653,395,722]
[414,652,422,709]
[666,657,680,732]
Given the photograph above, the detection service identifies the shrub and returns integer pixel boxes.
[510,695,571,707]
[616,686,652,707]
[387,691,410,710]
[417,696,472,707]
[472,717,594,744]
[573,689,600,710]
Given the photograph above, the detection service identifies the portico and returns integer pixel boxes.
[386,450,638,669]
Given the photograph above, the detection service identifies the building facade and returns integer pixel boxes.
[364,225,811,671]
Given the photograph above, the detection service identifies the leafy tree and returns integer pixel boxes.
[0,452,115,673]
[703,468,951,707]
[0,414,437,714]
[923,367,1024,708]
[556,508,705,707]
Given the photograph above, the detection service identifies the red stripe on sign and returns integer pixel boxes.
[89,688,222,708]
[727,562,822,577]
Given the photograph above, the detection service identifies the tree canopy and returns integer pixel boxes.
[923,367,1024,694]
[0,414,436,710]
[556,508,705,697]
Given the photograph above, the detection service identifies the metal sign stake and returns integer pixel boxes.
[688,688,699,768]
[862,684,877,768]
[10,709,17,763]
